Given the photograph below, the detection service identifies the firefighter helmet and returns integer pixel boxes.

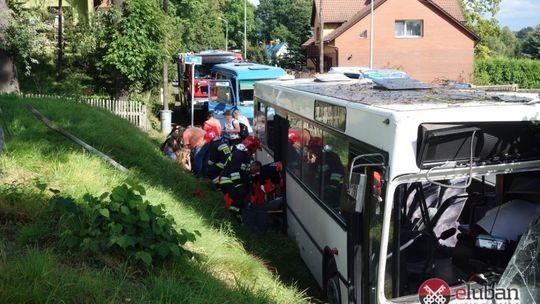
[242,136,261,154]
[288,130,300,144]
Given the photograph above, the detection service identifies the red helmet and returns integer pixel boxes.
[288,130,300,143]
[308,137,323,153]
[205,131,217,142]
[242,136,261,154]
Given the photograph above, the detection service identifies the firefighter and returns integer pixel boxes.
[306,137,345,206]
[220,136,261,218]
[249,161,284,204]
[321,144,345,206]
[206,134,231,186]
[243,160,284,233]
[287,130,302,176]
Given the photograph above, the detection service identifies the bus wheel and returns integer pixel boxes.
[325,262,341,304]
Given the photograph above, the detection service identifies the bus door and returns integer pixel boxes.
[345,153,386,304]
[207,79,236,121]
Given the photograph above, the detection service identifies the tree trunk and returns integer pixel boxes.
[0,0,19,93]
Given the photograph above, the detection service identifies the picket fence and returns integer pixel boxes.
[10,93,151,131]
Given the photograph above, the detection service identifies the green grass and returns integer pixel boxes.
[0,95,323,303]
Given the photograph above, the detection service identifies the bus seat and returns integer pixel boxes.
[406,178,468,247]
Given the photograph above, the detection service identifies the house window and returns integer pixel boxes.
[395,20,423,37]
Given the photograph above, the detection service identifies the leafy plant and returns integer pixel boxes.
[474,57,540,89]
[1,2,50,75]
[51,183,199,267]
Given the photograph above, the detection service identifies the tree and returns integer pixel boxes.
[522,24,540,60]
[170,0,224,52]
[486,26,519,57]
[516,26,533,40]
[0,0,48,93]
[460,0,502,58]
[85,0,175,99]
[255,0,311,68]
[220,0,257,52]
[0,0,18,93]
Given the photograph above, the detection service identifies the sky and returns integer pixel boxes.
[496,0,540,31]
[248,0,539,31]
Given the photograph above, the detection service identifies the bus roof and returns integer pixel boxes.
[255,78,540,179]
[256,78,540,112]
[212,63,287,80]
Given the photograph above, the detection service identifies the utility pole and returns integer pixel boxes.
[163,0,168,113]
[57,0,63,79]
[160,0,172,134]
[319,0,324,73]
[369,0,374,69]
[219,17,228,52]
[244,0,247,60]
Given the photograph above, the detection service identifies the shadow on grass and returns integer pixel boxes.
[1,96,324,302]
[0,245,284,304]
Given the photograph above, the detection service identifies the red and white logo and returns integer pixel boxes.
[418,278,451,304]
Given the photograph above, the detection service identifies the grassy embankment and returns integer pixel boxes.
[0,95,322,303]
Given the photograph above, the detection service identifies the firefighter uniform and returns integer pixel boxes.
[249,162,283,205]
[206,137,231,185]
[321,150,345,207]
[221,144,253,214]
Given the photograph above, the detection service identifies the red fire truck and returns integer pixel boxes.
[179,50,241,111]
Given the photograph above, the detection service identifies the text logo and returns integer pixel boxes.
[418,278,451,304]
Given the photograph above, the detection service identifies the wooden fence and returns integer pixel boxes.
[7,93,152,131]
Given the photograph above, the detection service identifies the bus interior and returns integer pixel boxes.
[384,121,540,301]
[386,171,540,300]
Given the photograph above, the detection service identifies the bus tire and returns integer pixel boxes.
[325,260,341,304]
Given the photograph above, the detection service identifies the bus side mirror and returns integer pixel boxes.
[348,173,367,213]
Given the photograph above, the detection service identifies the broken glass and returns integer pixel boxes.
[498,214,540,303]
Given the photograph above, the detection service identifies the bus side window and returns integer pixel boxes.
[287,116,303,177]
[266,106,275,152]
[303,123,323,196]
[321,130,348,211]
[253,102,267,146]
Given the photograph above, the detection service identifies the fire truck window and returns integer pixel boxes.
[320,131,348,212]
[195,64,212,78]
[302,123,323,197]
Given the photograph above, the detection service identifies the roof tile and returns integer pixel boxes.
[430,0,465,22]
[314,0,366,23]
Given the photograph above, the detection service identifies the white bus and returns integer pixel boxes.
[252,78,540,304]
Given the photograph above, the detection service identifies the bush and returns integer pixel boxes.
[474,57,540,89]
[51,183,199,267]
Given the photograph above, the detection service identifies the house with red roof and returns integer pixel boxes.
[302,0,479,83]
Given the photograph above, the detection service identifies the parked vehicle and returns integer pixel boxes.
[328,67,409,80]
[207,62,287,123]
[179,50,241,111]
[253,77,540,304]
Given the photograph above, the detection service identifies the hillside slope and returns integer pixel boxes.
[0,95,321,303]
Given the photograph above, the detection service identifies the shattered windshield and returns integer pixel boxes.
[498,214,540,303]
